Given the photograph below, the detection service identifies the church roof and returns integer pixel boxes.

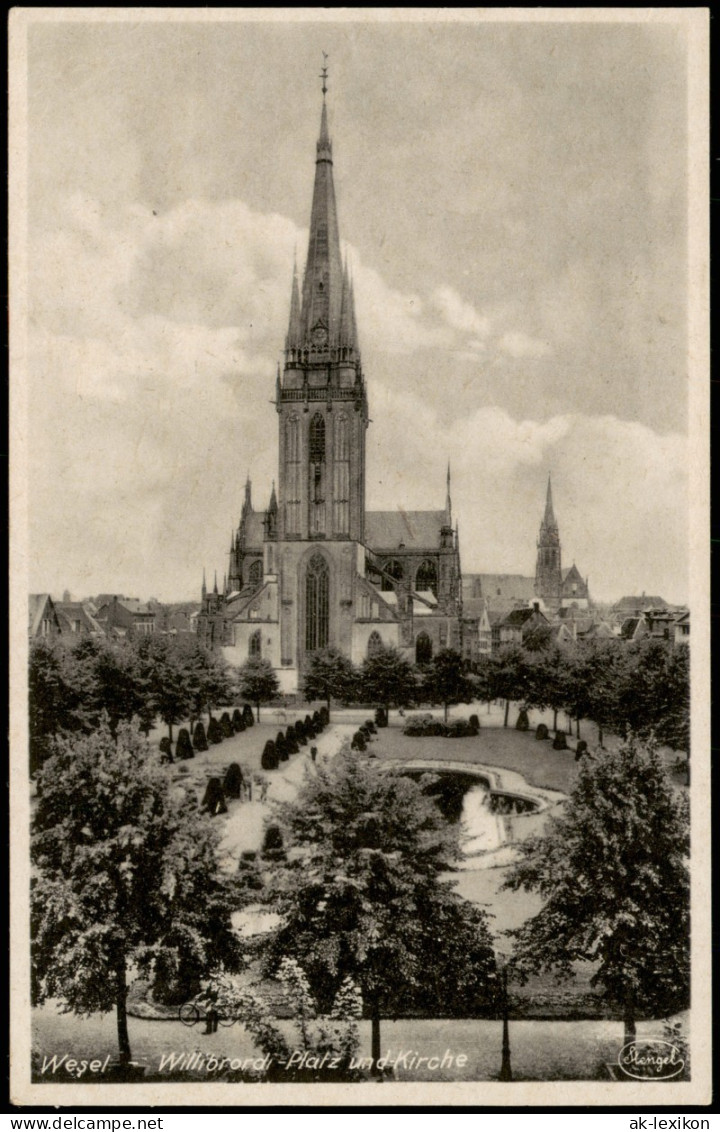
[239,509,266,548]
[365,510,447,551]
[463,573,537,611]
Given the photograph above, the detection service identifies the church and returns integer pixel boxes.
[197,79,462,692]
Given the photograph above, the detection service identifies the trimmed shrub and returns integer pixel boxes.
[158,736,173,763]
[262,824,286,862]
[364,719,376,734]
[319,706,330,727]
[295,719,308,745]
[552,730,568,751]
[242,703,255,727]
[535,723,549,741]
[232,708,243,732]
[202,777,227,815]
[192,720,209,752]
[223,762,243,799]
[469,714,480,732]
[374,707,388,728]
[312,710,322,732]
[304,714,316,739]
[220,712,233,738]
[261,740,278,771]
[516,709,530,732]
[574,740,589,762]
[351,730,367,752]
[175,728,194,760]
[207,717,224,745]
[275,732,289,762]
[445,718,477,738]
[403,714,445,737]
[285,727,299,755]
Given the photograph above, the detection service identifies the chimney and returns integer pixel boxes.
[533,601,540,612]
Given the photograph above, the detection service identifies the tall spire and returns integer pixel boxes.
[213,570,218,595]
[543,473,558,531]
[201,568,207,599]
[285,253,301,349]
[445,462,452,524]
[299,57,343,345]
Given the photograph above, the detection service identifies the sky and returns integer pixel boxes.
[21,12,694,604]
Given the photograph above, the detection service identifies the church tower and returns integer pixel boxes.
[535,474,562,610]
[277,79,368,545]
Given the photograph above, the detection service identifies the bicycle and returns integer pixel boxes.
[178,997,240,1028]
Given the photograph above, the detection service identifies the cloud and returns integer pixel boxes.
[497,330,552,359]
[367,385,688,603]
[25,192,687,603]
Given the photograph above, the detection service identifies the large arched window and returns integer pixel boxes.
[248,560,263,586]
[415,559,438,597]
[249,629,262,659]
[309,413,326,535]
[415,632,432,665]
[285,415,301,534]
[367,630,383,658]
[333,414,350,534]
[381,559,404,592]
[305,553,329,652]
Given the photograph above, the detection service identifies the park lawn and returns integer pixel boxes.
[372,721,582,795]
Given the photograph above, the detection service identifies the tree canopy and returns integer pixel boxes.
[359,645,417,710]
[31,721,241,1065]
[254,749,495,1061]
[503,734,690,1041]
[423,648,473,722]
[237,657,281,721]
[302,648,356,717]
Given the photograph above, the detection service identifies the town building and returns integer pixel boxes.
[197,80,462,690]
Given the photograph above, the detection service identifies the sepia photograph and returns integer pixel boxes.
[9,7,710,1108]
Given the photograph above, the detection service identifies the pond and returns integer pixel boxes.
[400,762,563,867]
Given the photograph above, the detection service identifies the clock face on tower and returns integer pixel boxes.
[312,323,328,346]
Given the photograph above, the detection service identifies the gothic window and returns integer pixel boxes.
[415,632,432,665]
[249,629,262,659]
[309,413,326,535]
[367,631,383,658]
[309,413,326,464]
[415,559,438,597]
[248,560,263,586]
[285,415,301,534]
[333,414,350,534]
[305,553,329,653]
[381,559,404,592]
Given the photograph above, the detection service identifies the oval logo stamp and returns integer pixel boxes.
[618,1040,685,1080]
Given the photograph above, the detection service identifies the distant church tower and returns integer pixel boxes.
[535,475,562,610]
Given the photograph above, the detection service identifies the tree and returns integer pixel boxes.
[31,721,241,1067]
[29,640,75,773]
[135,637,192,742]
[424,648,473,723]
[257,749,495,1066]
[503,734,690,1045]
[359,646,417,713]
[237,657,280,722]
[490,646,529,727]
[302,648,356,719]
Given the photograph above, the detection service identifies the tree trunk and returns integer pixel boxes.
[623,989,636,1048]
[503,700,510,728]
[444,701,449,724]
[168,721,173,743]
[576,717,581,738]
[115,958,131,1065]
[553,708,558,730]
[598,723,604,746]
[256,702,261,722]
[371,1009,381,1077]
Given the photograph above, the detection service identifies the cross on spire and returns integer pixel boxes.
[320,52,328,97]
